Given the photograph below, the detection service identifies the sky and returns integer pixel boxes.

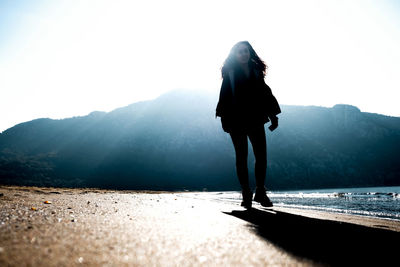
[1,0,400,132]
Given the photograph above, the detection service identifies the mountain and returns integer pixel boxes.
[1,89,400,190]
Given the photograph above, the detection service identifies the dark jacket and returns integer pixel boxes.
[215,68,281,133]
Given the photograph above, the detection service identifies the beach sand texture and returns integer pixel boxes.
[0,185,399,266]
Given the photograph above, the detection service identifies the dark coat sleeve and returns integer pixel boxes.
[261,80,281,118]
[215,75,232,118]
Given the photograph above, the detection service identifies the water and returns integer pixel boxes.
[268,186,400,221]
[186,186,400,221]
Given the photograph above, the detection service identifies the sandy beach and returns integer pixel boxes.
[0,185,399,266]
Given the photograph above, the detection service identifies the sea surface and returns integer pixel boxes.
[183,186,400,221]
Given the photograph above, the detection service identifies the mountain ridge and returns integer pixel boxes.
[1,89,399,190]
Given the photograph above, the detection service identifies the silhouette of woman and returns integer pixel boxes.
[216,41,281,209]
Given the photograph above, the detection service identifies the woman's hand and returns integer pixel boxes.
[221,116,233,133]
[268,115,278,132]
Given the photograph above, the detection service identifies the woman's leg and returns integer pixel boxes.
[229,130,250,190]
[248,124,267,189]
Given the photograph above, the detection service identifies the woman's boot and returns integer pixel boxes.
[253,186,273,207]
[241,187,253,209]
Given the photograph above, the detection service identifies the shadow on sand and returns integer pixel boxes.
[223,208,399,266]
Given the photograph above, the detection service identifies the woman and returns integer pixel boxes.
[215,41,281,209]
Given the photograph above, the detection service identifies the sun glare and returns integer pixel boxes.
[0,0,400,131]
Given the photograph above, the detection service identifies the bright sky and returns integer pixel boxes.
[1,0,400,132]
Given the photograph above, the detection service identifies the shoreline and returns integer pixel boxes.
[275,204,400,223]
[174,190,400,232]
[178,188,400,222]
[2,184,399,226]
[2,185,400,227]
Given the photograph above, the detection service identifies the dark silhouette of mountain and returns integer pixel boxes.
[1,89,399,190]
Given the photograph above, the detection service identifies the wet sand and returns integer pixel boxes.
[0,185,399,266]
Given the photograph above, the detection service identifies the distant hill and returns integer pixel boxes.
[1,89,399,190]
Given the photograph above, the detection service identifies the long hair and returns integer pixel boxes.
[221,41,268,79]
